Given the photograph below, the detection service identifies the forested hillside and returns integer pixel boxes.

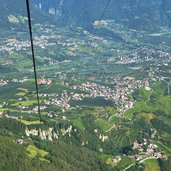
[31,0,171,31]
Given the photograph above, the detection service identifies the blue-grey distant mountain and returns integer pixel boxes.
[31,0,171,31]
[0,0,57,30]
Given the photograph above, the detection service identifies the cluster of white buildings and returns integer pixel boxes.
[116,47,171,64]
[38,78,52,85]
[0,79,8,87]
[72,77,150,114]
[41,91,71,111]
[132,139,163,161]
[36,75,151,114]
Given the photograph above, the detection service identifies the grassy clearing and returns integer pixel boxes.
[17,119,42,125]
[17,88,28,91]
[95,118,113,132]
[12,100,37,107]
[15,88,28,96]
[144,159,160,171]
[39,158,50,163]
[0,108,17,112]
[99,153,113,162]
[72,118,84,130]
[15,92,26,96]
[26,145,48,158]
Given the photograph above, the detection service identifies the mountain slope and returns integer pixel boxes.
[0,0,57,31]
[31,0,171,31]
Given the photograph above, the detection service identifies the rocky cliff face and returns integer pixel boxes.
[25,126,73,141]
[31,0,171,31]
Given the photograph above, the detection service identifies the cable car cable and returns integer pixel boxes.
[25,0,42,121]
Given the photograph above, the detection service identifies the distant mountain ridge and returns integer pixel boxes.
[31,0,171,31]
[0,0,57,31]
